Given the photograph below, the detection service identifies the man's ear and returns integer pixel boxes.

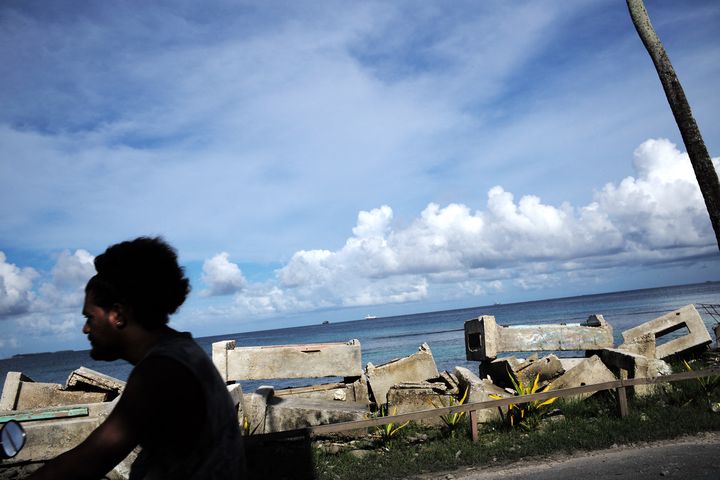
[108,304,126,329]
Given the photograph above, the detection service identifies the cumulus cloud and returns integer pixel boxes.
[37,249,95,310]
[0,252,38,316]
[228,139,718,316]
[201,252,247,296]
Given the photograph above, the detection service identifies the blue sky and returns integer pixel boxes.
[1,0,719,358]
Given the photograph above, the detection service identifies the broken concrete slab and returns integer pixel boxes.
[480,356,525,387]
[1,373,108,411]
[557,357,586,372]
[386,384,453,426]
[0,372,32,411]
[274,380,368,403]
[213,339,362,382]
[465,314,614,361]
[365,343,440,405]
[0,399,134,478]
[515,354,565,388]
[439,371,460,395]
[242,386,275,435]
[620,304,712,359]
[599,348,672,396]
[263,396,369,433]
[65,367,125,400]
[480,355,564,389]
[547,355,617,400]
[453,366,509,423]
[618,332,656,358]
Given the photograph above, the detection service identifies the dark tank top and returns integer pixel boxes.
[129,332,245,479]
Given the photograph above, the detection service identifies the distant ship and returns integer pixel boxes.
[365,315,377,320]
[321,320,330,325]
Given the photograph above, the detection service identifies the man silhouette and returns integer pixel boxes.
[29,237,245,479]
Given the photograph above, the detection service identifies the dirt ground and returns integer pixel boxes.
[410,431,720,480]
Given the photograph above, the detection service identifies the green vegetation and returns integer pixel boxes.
[313,364,720,480]
[374,405,411,447]
[490,373,557,431]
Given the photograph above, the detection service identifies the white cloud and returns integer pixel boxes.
[201,252,247,296]
[37,250,95,311]
[0,252,37,316]
[227,139,718,316]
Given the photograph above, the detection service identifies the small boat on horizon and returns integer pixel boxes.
[365,315,377,320]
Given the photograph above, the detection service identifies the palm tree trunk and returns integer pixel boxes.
[627,0,720,250]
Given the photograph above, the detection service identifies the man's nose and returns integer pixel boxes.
[82,322,90,334]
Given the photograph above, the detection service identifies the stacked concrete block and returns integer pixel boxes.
[365,343,440,404]
[465,314,614,362]
[599,348,671,396]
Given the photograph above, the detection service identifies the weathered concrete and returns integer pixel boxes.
[365,343,440,404]
[620,305,712,359]
[273,375,369,404]
[0,372,32,411]
[65,367,125,399]
[263,396,369,433]
[480,356,526,387]
[618,333,656,358]
[453,366,508,423]
[1,376,108,411]
[515,354,565,388]
[440,371,460,395]
[547,355,617,400]
[0,399,135,479]
[465,314,614,361]
[242,386,275,435]
[599,348,672,396]
[213,339,362,382]
[386,383,453,426]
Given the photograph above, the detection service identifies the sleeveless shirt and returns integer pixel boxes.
[128,332,245,479]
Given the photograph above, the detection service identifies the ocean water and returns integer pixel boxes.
[2,282,719,393]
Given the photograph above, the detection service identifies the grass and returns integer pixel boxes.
[313,369,720,480]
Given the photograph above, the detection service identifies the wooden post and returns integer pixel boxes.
[469,410,479,442]
[616,383,629,418]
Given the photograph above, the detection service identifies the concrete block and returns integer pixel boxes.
[0,400,116,464]
[212,340,236,383]
[386,384,452,426]
[453,366,509,423]
[515,354,565,388]
[15,382,107,410]
[621,305,712,359]
[618,332,656,358]
[65,367,125,399]
[275,375,368,404]
[365,343,440,404]
[547,355,617,400]
[465,314,614,361]
[226,383,244,421]
[263,396,369,433]
[480,356,525,387]
[0,372,32,411]
[557,358,586,372]
[600,348,672,396]
[215,339,362,382]
[242,386,275,435]
[439,371,460,395]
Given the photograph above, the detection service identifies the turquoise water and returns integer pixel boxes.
[2,282,719,392]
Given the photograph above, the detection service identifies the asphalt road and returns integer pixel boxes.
[414,432,720,480]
